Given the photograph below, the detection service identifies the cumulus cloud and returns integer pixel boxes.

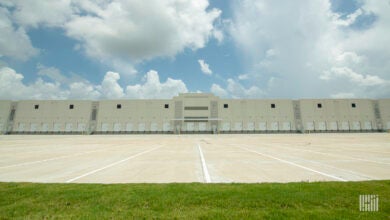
[0,7,38,60]
[229,0,390,98]
[198,59,213,75]
[66,1,220,62]
[210,84,228,98]
[0,67,68,99]
[100,72,125,99]
[0,0,222,73]
[3,0,74,28]
[210,79,264,98]
[0,66,188,100]
[126,70,188,99]
[320,67,389,86]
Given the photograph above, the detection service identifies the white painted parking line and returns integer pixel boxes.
[66,145,163,183]
[198,144,211,183]
[235,145,347,181]
[0,149,107,169]
[276,144,390,166]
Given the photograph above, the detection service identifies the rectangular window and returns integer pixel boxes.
[34,104,39,109]
[317,103,322,108]
[271,104,276,108]
[184,117,208,122]
[352,103,356,108]
[184,106,208,110]
[117,104,122,109]
[69,104,74,109]
[164,104,169,109]
[224,104,228,108]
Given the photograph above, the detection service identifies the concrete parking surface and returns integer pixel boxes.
[0,133,389,183]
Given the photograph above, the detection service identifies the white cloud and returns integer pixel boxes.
[0,7,38,60]
[5,0,74,28]
[100,71,125,99]
[0,67,68,100]
[68,82,101,100]
[238,74,249,80]
[210,79,264,98]
[65,0,221,70]
[198,59,213,75]
[229,0,390,98]
[210,84,228,97]
[37,64,68,83]
[0,0,222,73]
[126,70,188,99]
[0,66,188,100]
[226,79,264,98]
[320,67,389,86]
[330,92,356,99]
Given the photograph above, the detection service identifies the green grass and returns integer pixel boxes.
[0,181,389,219]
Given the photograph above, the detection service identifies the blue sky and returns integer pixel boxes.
[0,0,389,100]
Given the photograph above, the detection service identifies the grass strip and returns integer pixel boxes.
[0,181,389,219]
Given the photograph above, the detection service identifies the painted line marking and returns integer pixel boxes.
[66,145,163,183]
[0,149,107,169]
[198,144,211,183]
[235,145,347,181]
[278,144,390,166]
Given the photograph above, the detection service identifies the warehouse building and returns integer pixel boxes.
[0,93,389,134]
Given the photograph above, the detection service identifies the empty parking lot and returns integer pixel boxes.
[0,133,389,183]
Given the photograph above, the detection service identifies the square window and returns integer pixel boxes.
[164,104,169,109]
[69,104,74,109]
[224,104,228,108]
[351,103,356,108]
[271,103,276,108]
[317,103,322,108]
[117,104,122,109]
[34,104,39,109]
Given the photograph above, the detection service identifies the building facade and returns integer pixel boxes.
[0,93,389,134]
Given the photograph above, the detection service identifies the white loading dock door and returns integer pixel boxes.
[126,123,133,132]
[163,122,171,132]
[270,122,278,131]
[258,122,267,131]
[234,122,243,131]
[18,123,26,132]
[150,122,158,132]
[113,123,122,132]
[138,123,145,132]
[199,122,207,131]
[246,122,255,131]
[317,121,326,131]
[101,123,109,132]
[306,122,315,131]
[53,123,62,132]
[340,121,349,131]
[222,122,230,131]
[65,123,73,132]
[78,123,86,132]
[30,123,39,132]
[42,123,49,132]
[328,122,338,131]
[351,121,361,130]
[281,122,291,131]
[363,121,372,130]
[186,122,195,132]
[386,121,390,130]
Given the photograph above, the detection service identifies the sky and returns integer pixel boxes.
[0,0,389,100]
